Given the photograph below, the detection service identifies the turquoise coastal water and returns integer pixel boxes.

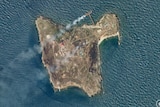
[0,0,160,107]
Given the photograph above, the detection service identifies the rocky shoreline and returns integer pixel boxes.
[35,13,120,97]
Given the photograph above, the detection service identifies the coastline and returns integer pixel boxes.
[35,13,120,97]
[98,32,120,45]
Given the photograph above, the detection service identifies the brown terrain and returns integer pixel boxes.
[35,13,120,97]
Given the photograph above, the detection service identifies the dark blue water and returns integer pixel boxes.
[0,0,160,107]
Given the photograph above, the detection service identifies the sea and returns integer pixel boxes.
[0,0,160,107]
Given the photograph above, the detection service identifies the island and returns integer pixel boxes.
[35,12,120,97]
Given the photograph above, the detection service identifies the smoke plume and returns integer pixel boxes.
[61,46,79,64]
[50,15,86,41]
[66,15,86,30]
[16,45,42,61]
[8,45,42,69]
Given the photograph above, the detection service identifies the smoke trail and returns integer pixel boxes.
[73,15,86,25]
[49,15,86,41]
[65,24,72,30]
[16,45,42,61]
[33,45,43,54]
[8,45,42,69]
[66,15,86,30]
[54,29,66,39]
[36,15,86,70]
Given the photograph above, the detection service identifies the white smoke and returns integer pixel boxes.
[49,14,86,41]
[55,29,66,39]
[16,45,42,61]
[8,45,42,69]
[49,66,56,73]
[18,48,36,60]
[66,15,86,30]
[46,15,86,65]
[46,28,66,42]
[33,45,43,54]
[0,44,47,105]
[73,15,86,25]
[65,24,72,30]
[61,46,79,64]
[36,69,47,80]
